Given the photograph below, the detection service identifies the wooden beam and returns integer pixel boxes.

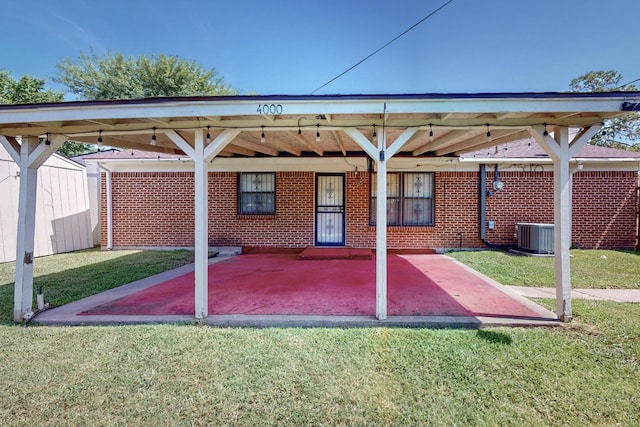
[265,133,302,156]
[204,129,240,161]
[343,128,377,160]
[164,129,195,158]
[435,129,523,156]
[387,127,419,158]
[291,132,323,156]
[332,131,347,156]
[99,136,182,155]
[0,135,21,163]
[569,125,601,157]
[450,129,529,156]
[28,135,66,169]
[223,144,256,156]
[413,129,473,155]
[232,138,280,156]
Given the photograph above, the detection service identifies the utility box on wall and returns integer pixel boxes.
[517,223,554,254]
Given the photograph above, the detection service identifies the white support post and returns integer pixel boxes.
[553,127,572,321]
[8,135,63,322]
[375,127,388,320]
[193,130,209,319]
[166,129,238,320]
[14,137,39,321]
[344,126,418,321]
[530,125,599,322]
[193,132,209,319]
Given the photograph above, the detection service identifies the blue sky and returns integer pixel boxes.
[1,0,639,97]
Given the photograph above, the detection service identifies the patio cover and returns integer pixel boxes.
[1,92,639,323]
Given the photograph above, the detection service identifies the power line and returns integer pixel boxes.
[309,0,455,94]
[613,77,640,90]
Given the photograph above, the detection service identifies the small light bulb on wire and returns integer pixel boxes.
[206,126,211,144]
[316,124,321,143]
[372,125,377,142]
[151,127,157,145]
[429,124,434,142]
[261,126,266,143]
[97,130,103,147]
[486,124,492,142]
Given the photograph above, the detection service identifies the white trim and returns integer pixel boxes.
[0,95,636,125]
[375,127,387,320]
[86,155,640,174]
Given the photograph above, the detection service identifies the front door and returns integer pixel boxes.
[315,174,345,246]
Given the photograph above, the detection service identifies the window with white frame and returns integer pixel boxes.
[370,172,434,226]
[238,173,276,214]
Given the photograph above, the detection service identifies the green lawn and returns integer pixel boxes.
[0,301,638,426]
[0,248,195,325]
[0,249,639,425]
[448,249,640,289]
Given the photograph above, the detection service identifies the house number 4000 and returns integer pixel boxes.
[257,104,283,115]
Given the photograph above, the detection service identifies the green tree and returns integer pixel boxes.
[55,50,236,100]
[569,70,639,150]
[0,70,92,156]
[0,70,63,104]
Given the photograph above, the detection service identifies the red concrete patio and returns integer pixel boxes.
[32,251,558,327]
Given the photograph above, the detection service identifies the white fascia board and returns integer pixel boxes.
[0,95,636,125]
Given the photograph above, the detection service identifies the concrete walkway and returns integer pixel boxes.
[506,286,640,303]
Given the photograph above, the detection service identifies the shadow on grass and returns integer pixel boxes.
[0,249,194,325]
[476,329,512,345]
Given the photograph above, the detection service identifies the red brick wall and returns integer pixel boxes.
[101,172,195,247]
[209,172,315,247]
[572,171,638,249]
[101,169,638,250]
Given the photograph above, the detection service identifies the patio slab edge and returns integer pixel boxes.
[34,314,560,328]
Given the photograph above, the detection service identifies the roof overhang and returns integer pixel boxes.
[1,92,639,157]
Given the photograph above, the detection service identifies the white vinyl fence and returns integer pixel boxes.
[0,145,93,263]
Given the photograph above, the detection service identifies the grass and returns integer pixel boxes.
[447,249,640,289]
[0,301,638,426]
[0,248,638,425]
[0,248,195,325]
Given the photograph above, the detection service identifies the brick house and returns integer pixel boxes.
[3,92,640,322]
[85,139,639,252]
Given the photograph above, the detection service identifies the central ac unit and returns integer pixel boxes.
[517,223,554,254]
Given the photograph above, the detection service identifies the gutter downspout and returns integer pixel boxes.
[98,164,113,250]
[478,164,487,241]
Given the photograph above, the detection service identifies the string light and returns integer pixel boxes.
[316,124,321,142]
[543,123,549,137]
[97,130,103,147]
[527,138,532,150]
[151,127,157,145]
[206,126,211,144]
[429,123,434,142]
[45,133,51,146]
[372,125,377,142]
[486,124,492,142]
[260,126,266,143]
